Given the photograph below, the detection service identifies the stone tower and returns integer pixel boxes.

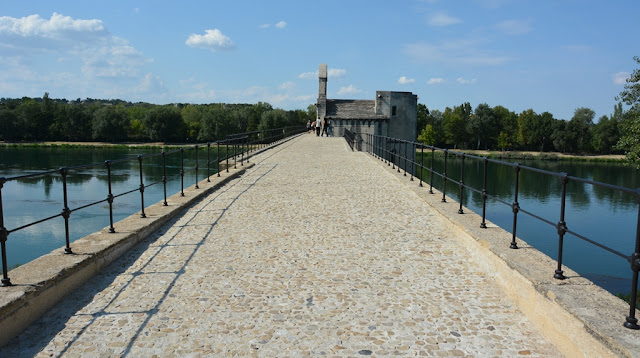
[317,64,327,121]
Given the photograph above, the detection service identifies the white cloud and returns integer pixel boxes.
[279,81,295,90]
[186,29,235,51]
[259,24,270,29]
[398,76,415,84]
[613,72,630,85]
[427,78,445,85]
[328,68,347,79]
[404,41,511,66]
[137,73,166,94]
[337,85,362,95]
[0,12,152,86]
[275,21,287,29]
[298,68,347,80]
[0,13,107,53]
[298,71,316,79]
[427,11,462,26]
[496,19,532,35]
[457,77,477,84]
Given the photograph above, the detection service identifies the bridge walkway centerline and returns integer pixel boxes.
[0,134,562,357]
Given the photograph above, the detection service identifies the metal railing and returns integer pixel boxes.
[359,132,640,330]
[343,128,357,151]
[0,126,305,286]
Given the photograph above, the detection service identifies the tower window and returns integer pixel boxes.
[392,106,397,116]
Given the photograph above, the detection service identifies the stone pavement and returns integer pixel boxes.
[0,134,562,357]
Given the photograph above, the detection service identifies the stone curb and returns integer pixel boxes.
[366,151,640,358]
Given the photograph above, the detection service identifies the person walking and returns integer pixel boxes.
[306,119,311,133]
[315,118,321,136]
[321,118,328,137]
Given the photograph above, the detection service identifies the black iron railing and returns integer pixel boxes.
[343,128,357,151]
[359,132,640,330]
[0,126,305,286]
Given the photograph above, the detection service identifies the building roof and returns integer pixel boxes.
[325,99,388,120]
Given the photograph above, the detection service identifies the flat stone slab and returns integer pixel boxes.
[1,135,566,356]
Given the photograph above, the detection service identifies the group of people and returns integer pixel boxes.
[307,118,333,137]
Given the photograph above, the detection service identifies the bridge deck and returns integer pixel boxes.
[1,134,561,357]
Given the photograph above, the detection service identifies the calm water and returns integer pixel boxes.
[1,147,639,295]
[0,146,228,271]
[413,152,640,295]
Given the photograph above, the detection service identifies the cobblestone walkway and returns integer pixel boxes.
[1,134,561,357]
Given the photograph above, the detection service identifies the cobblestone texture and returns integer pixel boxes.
[0,135,561,357]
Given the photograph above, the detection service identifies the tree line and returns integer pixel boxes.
[416,102,630,155]
[0,94,315,143]
[417,57,640,165]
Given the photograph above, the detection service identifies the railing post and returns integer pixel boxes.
[403,140,408,176]
[419,144,424,187]
[554,173,569,280]
[137,156,146,218]
[480,157,488,228]
[240,137,244,166]
[105,161,116,232]
[510,163,521,249]
[60,167,72,254]
[194,145,199,189]
[161,152,168,206]
[216,142,221,177]
[429,147,435,194]
[409,142,415,181]
[0,178,12,286]
[458,154,465,214]
[386,137,391,166]
[441,150,448,202]
[246,135,250,163]
[180,148,185,197]
[234,138,238,169]
[397,140,401,173]
[207,143,211,182]
[623,189,640,329]
[226,141,230,173]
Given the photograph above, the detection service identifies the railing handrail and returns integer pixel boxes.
[358,132,640,330]
[0,125,305,287]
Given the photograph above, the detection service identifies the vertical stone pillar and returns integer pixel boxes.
[317,64,327,121]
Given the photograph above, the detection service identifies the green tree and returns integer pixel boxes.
[92,106,129,142]
[551,120,575,153]
[417,103,429,133]
[258,109,287,131]
[417,124,436,146]
[16,97,48,140]
[442,103,471,149]
[468,103,498,150]
[615,56,640,167]
[497,131,511,151]
[143,106,185,142]
[0,108,24,141]
[494,105,517,149]
[592,110,621,154]
[570,107,595,153]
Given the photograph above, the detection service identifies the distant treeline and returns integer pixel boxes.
[417,102,631,155]
[0,94,315,143]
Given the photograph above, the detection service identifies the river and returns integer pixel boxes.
[1,146,638,295]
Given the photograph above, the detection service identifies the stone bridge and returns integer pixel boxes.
[0,134,638,357]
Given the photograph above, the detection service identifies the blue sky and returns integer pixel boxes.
[1,0,638,121]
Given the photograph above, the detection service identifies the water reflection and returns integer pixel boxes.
[0,146,226,269]
[414,152,639,294]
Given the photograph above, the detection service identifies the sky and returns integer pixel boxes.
[1,0,638,121]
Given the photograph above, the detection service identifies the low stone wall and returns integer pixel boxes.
[374,155,640,358]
